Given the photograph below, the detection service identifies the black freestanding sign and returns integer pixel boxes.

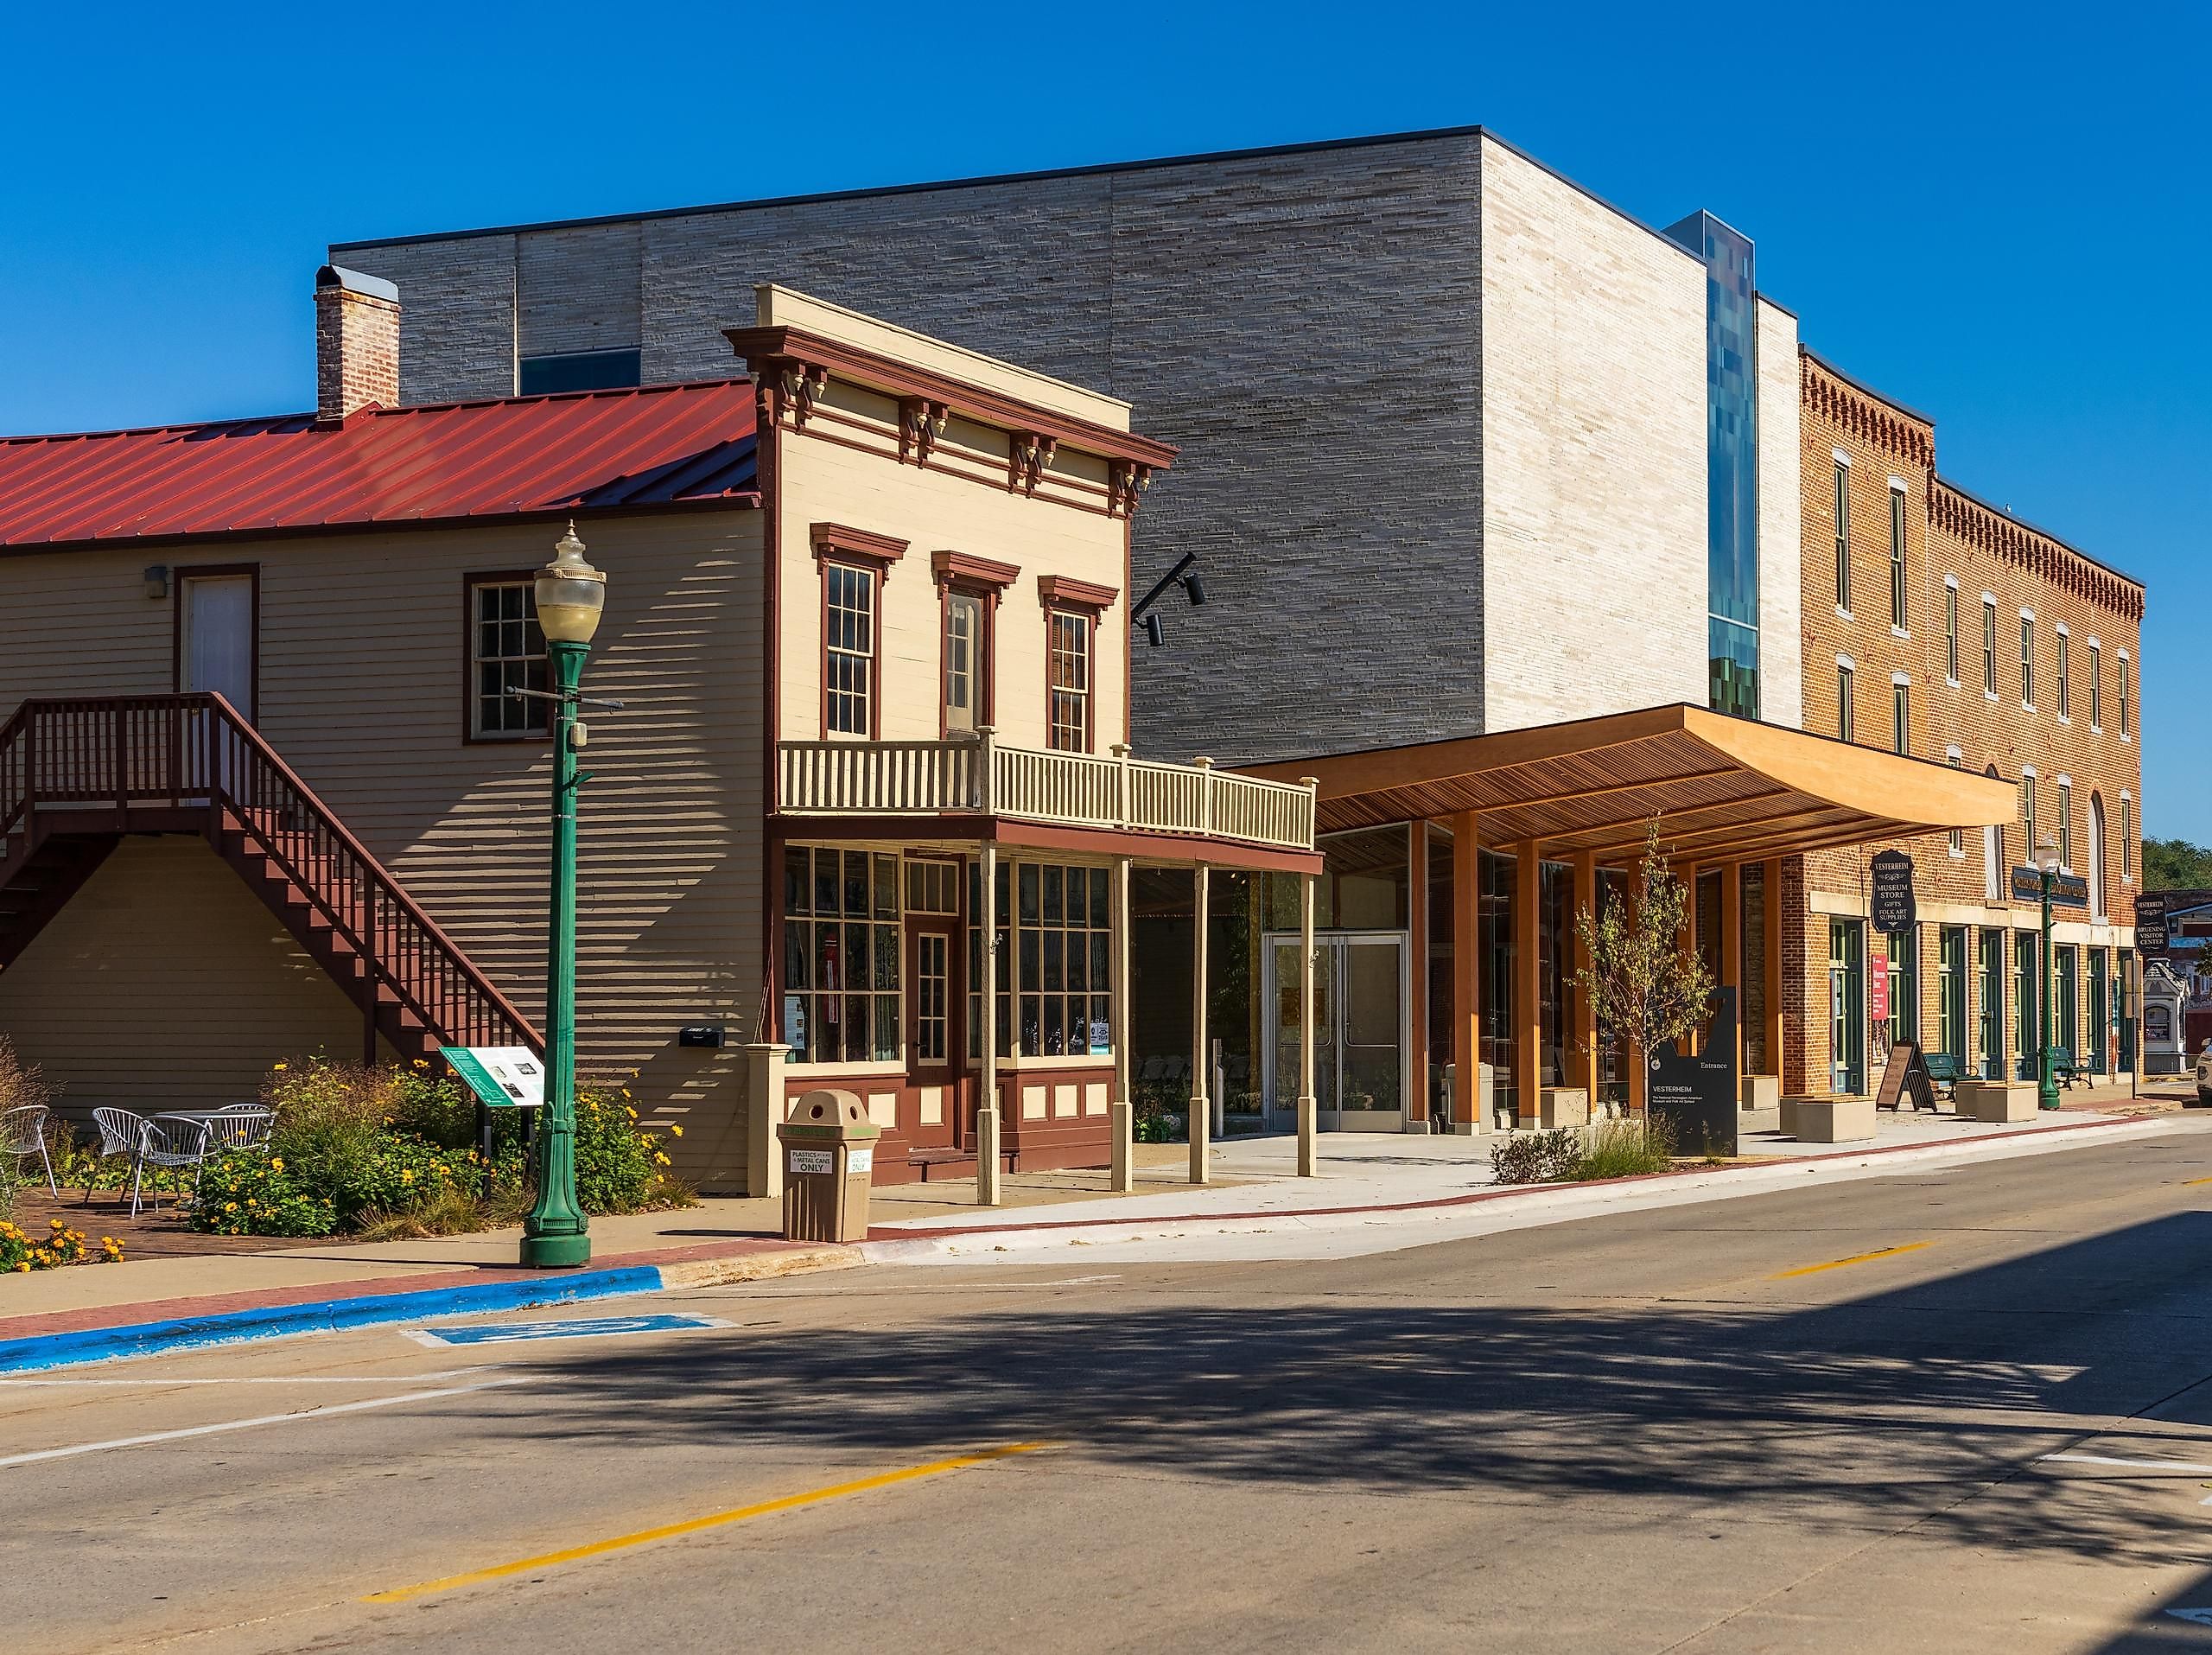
[1649,987,1740,1157]
[1870,850,1916,934]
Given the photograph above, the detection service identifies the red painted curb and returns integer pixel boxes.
[0,1234,802,1345]
[864,1115,2149,1242]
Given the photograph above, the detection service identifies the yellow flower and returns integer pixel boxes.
[12,1262,28,1274]
[413,1059,429,1069]
[669,1123,683,1137]
[270,1158,284,1173]
[401,1168,416,1184]
[273,1062,288,1072]
[654,1152,671,1166]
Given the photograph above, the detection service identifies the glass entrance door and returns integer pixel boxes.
[1264,933,1407,1130]
[1829,920,1865,1094]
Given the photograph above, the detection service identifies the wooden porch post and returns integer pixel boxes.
[1720,861,1744,1079]
[1572,850,1599,1098]
[976,841,1001,1206]
[1407,821,1429,1130]
[1763,857,1785,1083]
[1451,812,1481,1132]
[1188,861,1211,1185]
[1109,855,1134,1193]
[1513,837,1541,1129]
[1297,869,1318,1176]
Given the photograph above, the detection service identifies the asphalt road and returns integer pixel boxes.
[13,1126,2212,1654]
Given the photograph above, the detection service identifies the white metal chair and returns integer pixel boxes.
[206,1106,274,1154]
[132,1115,212,1217]
[89,1107,149,1206]
[2,1104,57,1199]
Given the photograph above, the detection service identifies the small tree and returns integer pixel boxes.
[1573,821,1716,1104]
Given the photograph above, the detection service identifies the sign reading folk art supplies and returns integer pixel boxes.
[439,1047,545,1110]
[2011,866,2090,907]
[1870,850,1916,934]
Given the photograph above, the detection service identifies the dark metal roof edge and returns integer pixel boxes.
[327,124,1709,271]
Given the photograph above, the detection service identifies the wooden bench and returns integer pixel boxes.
[1923,1052,1963,1103]
[2049,1047,2087,1090]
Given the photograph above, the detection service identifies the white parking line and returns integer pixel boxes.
[2041,1451,2212,1474]
[0,1375,531,1469]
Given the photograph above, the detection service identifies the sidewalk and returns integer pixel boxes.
[2,1086,2195,1368]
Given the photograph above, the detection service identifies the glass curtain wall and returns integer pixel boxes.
[1426,824,1454,1122]
[1479,850,1516,1119]
[1741,863,1768,1074]
[1666,209,1761,720]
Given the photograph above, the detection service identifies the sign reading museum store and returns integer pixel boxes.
[1870,850,1916,935]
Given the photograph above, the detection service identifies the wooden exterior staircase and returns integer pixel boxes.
[0,694,539,1063]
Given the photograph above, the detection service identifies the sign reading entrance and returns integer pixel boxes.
[439,1047,545,1110]
[1649,987,1740,1156]
[1870,850,1916,934]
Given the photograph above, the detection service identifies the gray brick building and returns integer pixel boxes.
[333,128,1805,764]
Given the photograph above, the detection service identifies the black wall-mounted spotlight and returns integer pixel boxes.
[1132,551,1206,648]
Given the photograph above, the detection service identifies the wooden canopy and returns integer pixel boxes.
[1244,703,2016,866]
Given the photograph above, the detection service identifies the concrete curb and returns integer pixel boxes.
[859,1114,2183,1263]
[0,1244,861,1375]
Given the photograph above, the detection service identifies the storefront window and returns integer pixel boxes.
[2014,930,2038,1080]
[783,845,900,1064]
[1482,851,1517,1116]
[969,858,1111,1059]
[1740,863,1768,1075]
[1977,927,2005,1079]
[1939,926,1967,1061]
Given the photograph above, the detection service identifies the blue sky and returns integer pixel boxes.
[3,2,2204,834]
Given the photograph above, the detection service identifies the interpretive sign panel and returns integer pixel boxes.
[439,1047,544,1109]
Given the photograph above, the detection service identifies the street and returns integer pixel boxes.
[12,1128,2212,1653]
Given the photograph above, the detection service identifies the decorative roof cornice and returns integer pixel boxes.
[1928,480,2145,622]
[1800,349,1934,468]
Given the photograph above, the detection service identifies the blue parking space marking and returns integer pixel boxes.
[404,1314,732,1347]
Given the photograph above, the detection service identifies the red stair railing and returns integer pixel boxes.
[0,693,540,1055]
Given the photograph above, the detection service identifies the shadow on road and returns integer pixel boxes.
[515,1212,2212,1568]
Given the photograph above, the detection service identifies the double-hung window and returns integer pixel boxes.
[782,846,900,1065]
[1888,486,1908,632]
[1047,609,1093,753]
[1947,748,1965,856]
[2022,772,2037,867]
[2088,640,2102,729]
[2056,780,2073,870]
[2122,796,2134,880]
[2119,652,2132,737]
[1833,461,1851,612]
[1837,660,1855,744]
[823,563,877,736]
[467,576,550,738]
[2020,613,2036,709]
[2056,629,2070,719]
[1891,677,1910,756]
[1944,581,1960,683]
[1982,598,1998,695]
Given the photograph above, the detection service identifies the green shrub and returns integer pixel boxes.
[1490,1117,1678,1186]
[1574,1115,1676,1180]
[191,1150,340,1238]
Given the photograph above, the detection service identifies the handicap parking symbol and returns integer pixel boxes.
[404,1313,731,1347]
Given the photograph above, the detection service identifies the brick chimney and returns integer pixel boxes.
[314,264,400,423]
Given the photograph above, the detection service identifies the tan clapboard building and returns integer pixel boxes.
[0,273,1319,1193]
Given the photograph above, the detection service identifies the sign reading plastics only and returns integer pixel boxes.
[439,1047,545,1110]
[788,1149,834,1174]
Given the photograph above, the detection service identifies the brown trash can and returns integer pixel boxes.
[778,1089,880,1244]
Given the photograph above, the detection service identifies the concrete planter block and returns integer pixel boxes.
[1778,1097,1802,1137]
[1540,1087,1590,1129]
[1740,1074,1780,1110]
[1956,1080,2039,1123]
[1796,1098,1876,1143]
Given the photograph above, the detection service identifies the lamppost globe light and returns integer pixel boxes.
[2035,833,2062,875]
[535,522,607,645]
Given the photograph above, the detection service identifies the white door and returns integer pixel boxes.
[182,575,255,719]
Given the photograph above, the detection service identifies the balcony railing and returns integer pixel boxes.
[778,729,1315,853]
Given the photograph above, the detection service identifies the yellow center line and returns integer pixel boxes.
[1770,1241,1932,1279]
[2182,1177,2212,1187]
[363,1442,1058,1603]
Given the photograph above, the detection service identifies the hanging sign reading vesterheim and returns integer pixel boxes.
[1869,850,1916,934]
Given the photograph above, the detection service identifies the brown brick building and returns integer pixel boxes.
[1786,350,2145,1096]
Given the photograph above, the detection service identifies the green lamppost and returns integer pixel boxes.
[2035,831,2063,1113]
[521,523,607,1269]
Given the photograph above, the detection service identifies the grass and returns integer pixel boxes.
[1571,1116,1677,1181]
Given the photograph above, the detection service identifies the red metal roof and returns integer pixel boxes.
[0,379,759,553]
